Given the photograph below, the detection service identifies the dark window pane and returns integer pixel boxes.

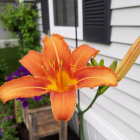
[53,0,78,26]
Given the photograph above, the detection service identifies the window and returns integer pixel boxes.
[53,0,78,27]
[41,0,111,44]
[48,0,83,40]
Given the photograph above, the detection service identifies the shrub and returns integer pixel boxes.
[0,59,8,86]
[0,2,42,58]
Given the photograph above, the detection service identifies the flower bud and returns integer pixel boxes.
[87,63,93,66]
[109,60,118,72]
[90,58,98,66]
[98,60,118,94]
[115,37,140,81]
[99,59,104,66]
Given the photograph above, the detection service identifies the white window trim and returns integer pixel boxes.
[48,0,83,40]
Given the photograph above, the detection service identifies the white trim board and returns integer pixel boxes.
[0,39,19,43]
[36,3,41,10]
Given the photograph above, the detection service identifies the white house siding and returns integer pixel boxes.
[0,3,18,48]
[36,1,140,140]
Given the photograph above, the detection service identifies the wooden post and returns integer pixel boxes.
[28,113,33,140]
[14,99,18,128]
[32,113,38,140]
[59,120,67,140]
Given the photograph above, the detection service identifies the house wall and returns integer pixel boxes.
[35,1,140,140]
[0,3,18,48]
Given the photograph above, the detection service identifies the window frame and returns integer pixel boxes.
[48,0,83,40]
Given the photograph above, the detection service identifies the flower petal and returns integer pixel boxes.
[42,34,72,80]
[115,36,140,81]
[0,76,52,103]
[19,50,48,77]
[74,66,118,89]
[50,89,76,121]
[71,44,100,71]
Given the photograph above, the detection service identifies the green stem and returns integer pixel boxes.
[79,112,85,140]
[99,85,110,94]
[76,104,85,140]
[82,92,100,114]
[76,92,100,140]
[76,103,82,112]
[76,86,110,140]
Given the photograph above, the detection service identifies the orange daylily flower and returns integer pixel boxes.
[0,34,118,121]
[115,37,140,81]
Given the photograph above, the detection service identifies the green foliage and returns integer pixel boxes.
[0,100,15,118]
[0,59,8,86]
[16,100,23,123]
[0,100,19,139]
[0,2,42,58]
[28,95,51,109]
[0,47,21,76]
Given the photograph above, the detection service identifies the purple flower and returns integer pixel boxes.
[7,74,13,81]
[33,96,42,101]
[1,129,3,132]
[7,66,30,81]
[12,125,16,128]
[13,71,20,77]
[46,92,50,96]
[22,100,29,108]
[13,3,18,7]
[1,119,5,122]
[32,4,37,10]
[5,116,8,119]
[18,66,30,77]
[13,3,18,9]
[16,98,26,102]
[18,66,25,72]
[2,111,5,113]
[1,132,3,137]
[9,116,13,119]
[21,71,30,77]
